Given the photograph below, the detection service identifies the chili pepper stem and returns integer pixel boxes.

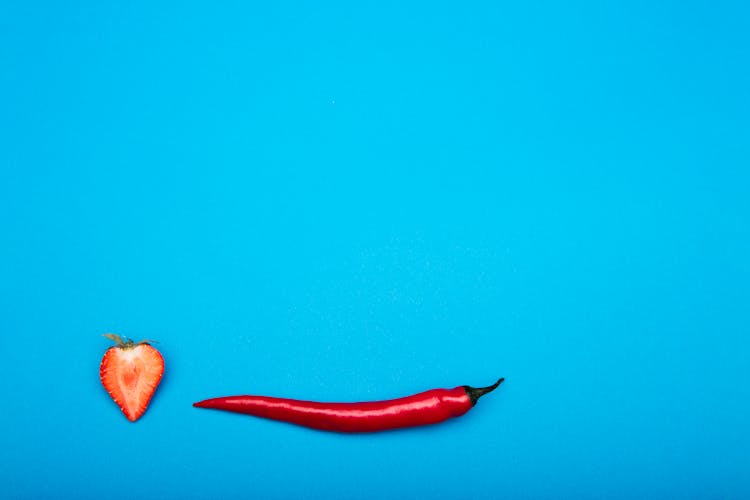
[464,378,505,406]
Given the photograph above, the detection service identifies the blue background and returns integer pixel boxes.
[1,1,749,498]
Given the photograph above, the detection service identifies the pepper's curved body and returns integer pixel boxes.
[193,379,503,433]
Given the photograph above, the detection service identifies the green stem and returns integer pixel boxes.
[464,378,505,406]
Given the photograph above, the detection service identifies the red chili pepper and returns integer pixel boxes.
[193,378,504,433]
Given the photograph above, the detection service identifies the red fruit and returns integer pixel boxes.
[99,333,164,422]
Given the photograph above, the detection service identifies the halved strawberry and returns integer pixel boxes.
[100,333,164,422]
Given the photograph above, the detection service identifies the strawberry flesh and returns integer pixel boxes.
[100,343,164,422]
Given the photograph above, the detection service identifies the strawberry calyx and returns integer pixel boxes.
[103,333,157,349]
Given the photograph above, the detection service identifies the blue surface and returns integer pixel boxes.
[1,1,749,498]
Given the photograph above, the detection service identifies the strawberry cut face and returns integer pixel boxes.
[100,336,164,422]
